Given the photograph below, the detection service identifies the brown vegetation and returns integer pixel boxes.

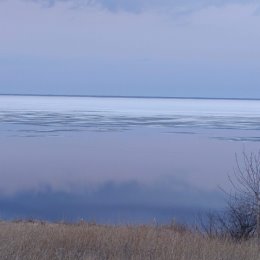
[0,220,260,260]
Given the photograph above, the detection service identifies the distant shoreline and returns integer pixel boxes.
[0,93,260,101]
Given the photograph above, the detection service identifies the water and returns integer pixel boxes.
[1,96,260,138]
[0,95,259,223]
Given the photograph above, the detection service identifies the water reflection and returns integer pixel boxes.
[0,96,260,223]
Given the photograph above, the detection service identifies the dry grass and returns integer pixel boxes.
[0,220,260,260]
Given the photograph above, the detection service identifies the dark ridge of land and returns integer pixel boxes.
[0,93,260,101]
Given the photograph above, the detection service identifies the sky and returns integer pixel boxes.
[0,0,260,98]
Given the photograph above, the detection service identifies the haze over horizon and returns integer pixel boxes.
[0,0,260,98]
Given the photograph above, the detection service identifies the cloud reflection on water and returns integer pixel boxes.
[0,96,260,222]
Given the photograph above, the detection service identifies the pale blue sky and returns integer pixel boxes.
[0,0,260,98]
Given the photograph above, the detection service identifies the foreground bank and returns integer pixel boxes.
[0,220,259,260]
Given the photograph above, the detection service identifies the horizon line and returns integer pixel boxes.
[0,93,260,101]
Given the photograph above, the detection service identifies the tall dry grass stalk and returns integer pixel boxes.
[0,220,260,260]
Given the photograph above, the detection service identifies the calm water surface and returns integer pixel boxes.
[0,95,259,223]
